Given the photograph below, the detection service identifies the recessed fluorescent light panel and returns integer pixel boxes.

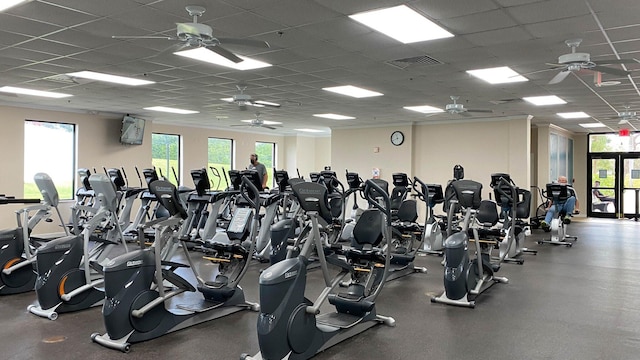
[322,85,383,98]
[295,128,325,133]
[0,0,30,12]
[523,95,566,106]
[580,123,607,128]
[67,71,154,86]
[313,113,356,120]
[174,48,271,70]
[466,66,528,84]
[349,5,454,44]
[144,106,199,114]
[241,119,282,125]
[0,86,72,98]
[403,105,444,114]
[557,112,589,119]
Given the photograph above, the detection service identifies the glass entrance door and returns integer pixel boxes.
[589,156,617,217]
[621,155,640,220]
[588,154,640,219]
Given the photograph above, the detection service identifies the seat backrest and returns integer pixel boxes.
[149,180,188,219]
[516,188,531,218]
[476,200,499,227]
[34,172,60,207]
[291,181,333,223]
[88,173,119,213]
[390,186,408,210]
[351,208,384,248]
[546,183,569,202]
[451,179,483,210]
[396,199,418,222]
[368,179,389,207]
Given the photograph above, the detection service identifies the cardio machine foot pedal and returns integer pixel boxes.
[316,312,363,329]
[176,299,224,313]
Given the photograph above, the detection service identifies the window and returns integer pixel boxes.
[549,132,573,183]
[255,142,275,188]
[24,120,76,199]
[589,133,640,153]
[152,133,181,186]
[208,137,234,190]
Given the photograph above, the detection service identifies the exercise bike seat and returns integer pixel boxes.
[328,284,375,314]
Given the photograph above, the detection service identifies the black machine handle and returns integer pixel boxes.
[412,176,427,200]
[495,176,516,204]
[240,176,261,217]
[364,179,391,224]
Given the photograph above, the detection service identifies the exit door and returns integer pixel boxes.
[588,153,640,219]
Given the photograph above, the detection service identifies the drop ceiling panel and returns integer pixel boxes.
[412,0,500,20]
[250,0,340,27]
[439,9,517,34]
[6,2,98,27]
[463,26,534,47]
[202,12,283,39]
[0,14,62,37]
[505,0,590,24]
[43,0,144,17]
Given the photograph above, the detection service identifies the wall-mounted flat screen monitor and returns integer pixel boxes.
[120,115,145,145]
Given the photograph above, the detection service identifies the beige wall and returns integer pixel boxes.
[0,106,330,231]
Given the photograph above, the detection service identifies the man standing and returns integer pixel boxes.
[248,153,268,190]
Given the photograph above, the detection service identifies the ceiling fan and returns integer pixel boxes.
[607,105,638,125]
[112,5,269,63]
[230,112,282,130]
[227,84,281,110]
[444,96,493,117]
[543,39,635,84]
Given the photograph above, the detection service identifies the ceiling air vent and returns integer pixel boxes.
[385,55,443,69]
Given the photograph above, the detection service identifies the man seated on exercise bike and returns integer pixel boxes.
[541,176,580,232]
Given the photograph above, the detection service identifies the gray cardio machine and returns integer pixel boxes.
[431,179,508,308]
[0,173,68,295]
[537,183,577,247]
[28,173,128,320]
[91,176,261,352]
[241,179,395,360]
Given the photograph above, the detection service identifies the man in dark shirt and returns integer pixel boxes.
[248,153,268,190]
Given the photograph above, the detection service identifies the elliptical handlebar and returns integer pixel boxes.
[240,175,261,218]
[364,179,391,225]
[412,176,427,201]
[495,176,517,205]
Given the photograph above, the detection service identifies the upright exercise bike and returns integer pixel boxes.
[413,177,445,256]
[431,179,508,308]
[537,183,577,247]
[242,179,395,360]
[91,176,261,352]
[0,173,68,295]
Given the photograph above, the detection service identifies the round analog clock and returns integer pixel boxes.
[390,131,404,146]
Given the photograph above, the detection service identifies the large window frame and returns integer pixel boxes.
[151,133,181,186]
[208,137,234,191]
[24,120,76,200]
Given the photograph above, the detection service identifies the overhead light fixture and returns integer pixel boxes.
[523,95,566,106]
[403,105,444,114]
[322,85,383,98]
[580,123,607,128]
[241,119,282,125]
[557,111,589,119]
[0,86,72,98]
[0,0,30,12]
[466,66,528,84]
[144,106,199,114]
[349,5,453,44]
[254,100,281,107]
[67,71,154,86]
[295,128,325,133]
[313,113,356,120]
[174,48,271,70]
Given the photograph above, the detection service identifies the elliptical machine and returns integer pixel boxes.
[537,183,577,247]
[241,179,395,360]
[28,174,128,320]
[431,179,508,308]
[413,177,445,256]
[91,175,261,352]
[0,173,68,295]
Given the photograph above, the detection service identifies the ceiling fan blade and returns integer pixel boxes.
[217,37,270,49]
[518,68,561,77]
[262,125,277,130]
[592,65,630,77]
[112,35,174,40]
[548,70,571,84]
[205,45,243,63]
[597,58,638,64]
[230,124,250,127]
[466,109,493,113]
[460,112,473,118]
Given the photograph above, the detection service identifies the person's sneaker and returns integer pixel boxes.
[563,215,571,225]
[540,220,550,232]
